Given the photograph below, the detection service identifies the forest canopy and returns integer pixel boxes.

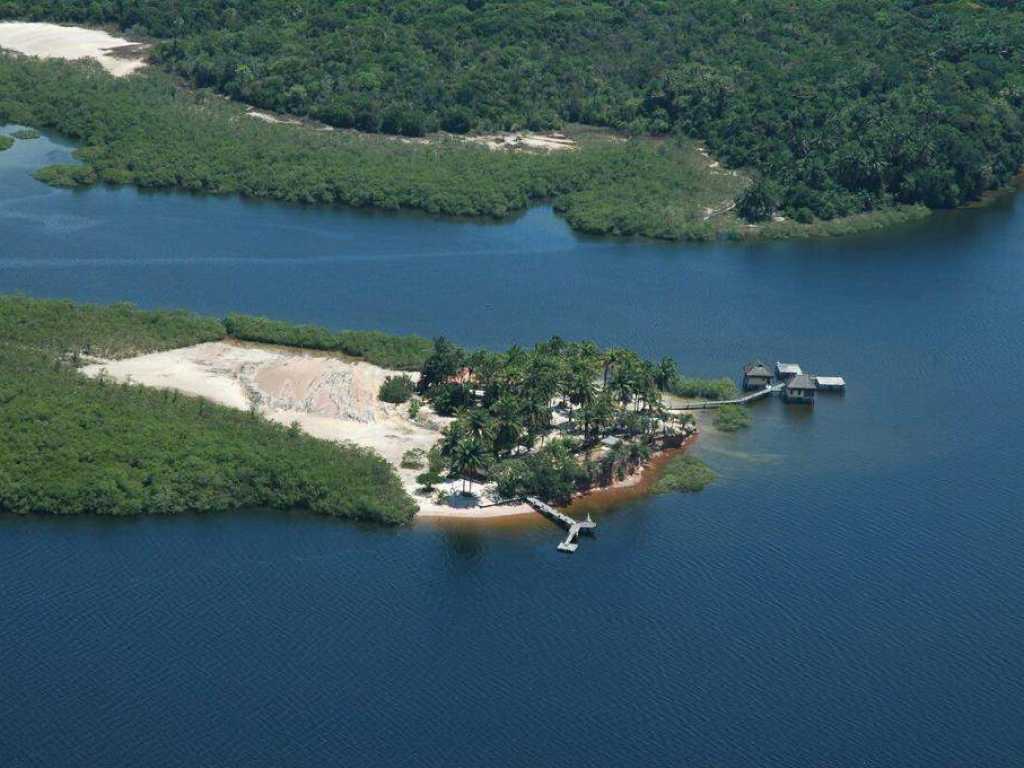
[0,54,753,240]
[2,0,1023,221]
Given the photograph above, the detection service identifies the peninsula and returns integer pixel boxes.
[0,295,731,524]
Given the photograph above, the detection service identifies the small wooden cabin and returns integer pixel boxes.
[742,362,773,391]
[783,373,816,404]
[815,376,846,392]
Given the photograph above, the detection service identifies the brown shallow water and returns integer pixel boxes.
[565,434,698,517]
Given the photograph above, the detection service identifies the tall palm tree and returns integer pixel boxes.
[465,408,494,446]
[655,356,678,391]
[602,348,625,387]
[492,394,522,457]
[452,437,486,495]
[523,396,552,447]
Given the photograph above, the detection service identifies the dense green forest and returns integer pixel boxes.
[0,54,755,239]
[0,296,417,522]
[3,0,1022,222]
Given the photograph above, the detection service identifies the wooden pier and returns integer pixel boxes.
[525,496,596,553]
[667,383,782,411]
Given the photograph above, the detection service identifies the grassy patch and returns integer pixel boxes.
[0,134,12,152]
[652,455,715,494]
[32,163,96,187]
[10,128,40,139]
[714,404,752,432]
[665,375,738,401]
[224,313,432,371]
[0,294,225,359]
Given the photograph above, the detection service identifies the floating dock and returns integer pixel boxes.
[525,496,596,553]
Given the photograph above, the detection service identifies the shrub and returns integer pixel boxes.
[793,207,814,224]
[10,128,40,139]
[714,404,752,432]
[666,375,738,401]
[401,448,426,469]
[0,134,12,151]
[427,445,445,474]
[408,397,421,419]
[416,470,442,491]
[652,455,715,494]
[224,314,432,370]
[737,178,783,222]
[379,375,416,404]
[490,439,584,503]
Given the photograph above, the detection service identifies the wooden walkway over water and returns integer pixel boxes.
[667,383,782,411]
[525,496,596,553]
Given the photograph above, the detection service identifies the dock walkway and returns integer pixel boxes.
[667,383,782,411]
[525,496,596,553]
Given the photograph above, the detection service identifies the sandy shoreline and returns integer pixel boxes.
[82,340,690,522]
[0,22,148,76]
[82,340,533,519]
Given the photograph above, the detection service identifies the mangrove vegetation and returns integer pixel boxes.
[0,296,417,523]
[652,455,716,494]
[3,0,1023,226]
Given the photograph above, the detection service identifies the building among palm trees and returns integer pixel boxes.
[743,361,773,390]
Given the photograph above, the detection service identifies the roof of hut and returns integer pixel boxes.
[744,361,772,378]
[786,373,816,390]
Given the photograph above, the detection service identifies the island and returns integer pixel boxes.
[0,295,738,527]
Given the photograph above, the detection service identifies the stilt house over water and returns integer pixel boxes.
[743,361,773,390]
[783,373,816,404]
[776,362,803,381]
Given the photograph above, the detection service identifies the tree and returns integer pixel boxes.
[655,357,678,390]
[450,437,485,495]
[378,375,416,403]
[737,178,783,222]
[416,470,442,491]
[492,394,523,457]
[418,336,464,393]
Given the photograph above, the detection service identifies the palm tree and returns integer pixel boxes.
[602,348,625,387]
[440,418,468,460]
[609,440,632,481]
[522,396,552,447]
[451,437,486,495]
[465,408,494,446]
[492,394,523,457]
[655,356,678,391]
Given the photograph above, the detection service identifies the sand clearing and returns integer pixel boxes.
[82,341,532,519]
[464,132,577,152]
[0,22,148,76]
[245,107,304,127]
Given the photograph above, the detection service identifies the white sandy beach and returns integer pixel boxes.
[82,341,533,519]
[0,22,147,76]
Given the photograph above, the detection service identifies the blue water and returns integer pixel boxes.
[2,131,1023,766]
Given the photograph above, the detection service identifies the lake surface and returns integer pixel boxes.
[2,131,1023,767]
